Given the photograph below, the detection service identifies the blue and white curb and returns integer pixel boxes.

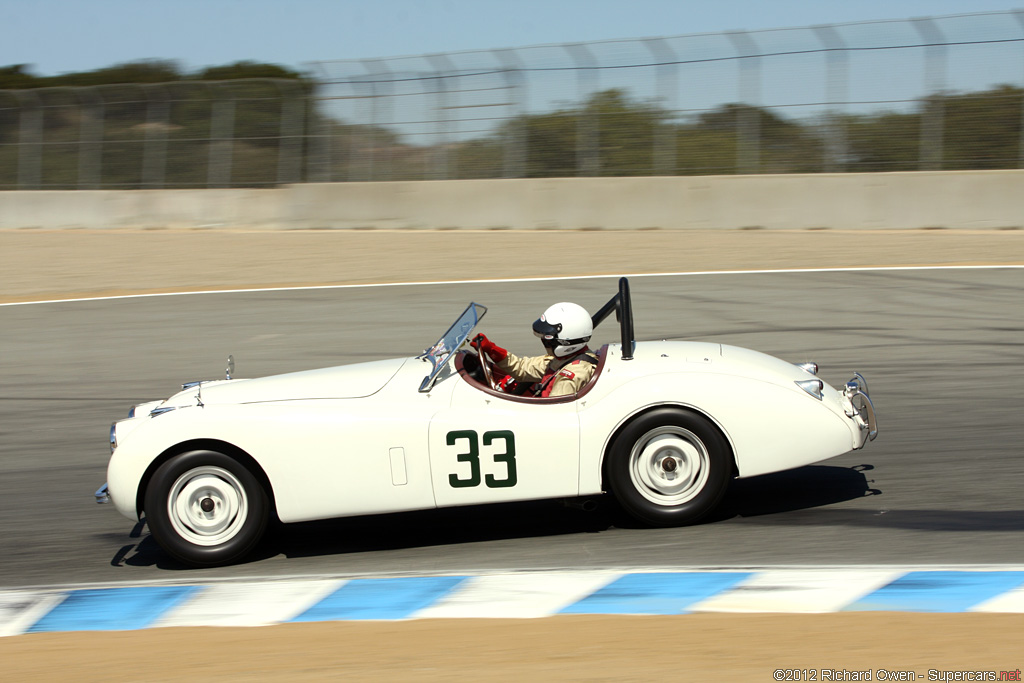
[3,567,1023,636]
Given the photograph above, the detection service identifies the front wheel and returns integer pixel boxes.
[144,450,269,567]
[606,408,731,527]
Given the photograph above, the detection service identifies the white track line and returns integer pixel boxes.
[2,265,1021,308]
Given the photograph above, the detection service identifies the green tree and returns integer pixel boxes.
[501,89,671,177]
[198,61,305,82]
[678,104,824,174]
[0,65,37,90]
[942,85,1022,169]
[846,110,920,171]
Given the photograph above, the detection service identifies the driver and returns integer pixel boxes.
[472,302,598,397]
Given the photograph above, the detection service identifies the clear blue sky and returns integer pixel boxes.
[2,0,1022,77]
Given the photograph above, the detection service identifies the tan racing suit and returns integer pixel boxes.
[496,347,598,397]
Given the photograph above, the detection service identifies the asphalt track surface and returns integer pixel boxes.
[1,268,1022,588]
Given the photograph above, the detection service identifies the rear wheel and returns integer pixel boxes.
[606,408,731,527]
[144,450,268,567]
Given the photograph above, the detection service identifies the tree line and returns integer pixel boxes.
[2,60,1022,188]
[452,86,1024,178]
[0,61,306,89]
[0,61,313,188]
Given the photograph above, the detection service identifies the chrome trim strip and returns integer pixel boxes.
[95,483,110,504]
[150,406,177,417]
[795,362,819,375]
[795,378,824,400]
[182,380,203,390]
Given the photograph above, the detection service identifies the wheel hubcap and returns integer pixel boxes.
[629,426,711,506]
[167,466,248,546]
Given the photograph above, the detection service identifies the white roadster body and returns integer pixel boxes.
[99,279,876,566]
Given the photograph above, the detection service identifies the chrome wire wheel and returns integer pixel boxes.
[628,426,711,507]
[167,465,249,547]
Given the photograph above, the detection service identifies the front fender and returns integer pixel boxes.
[107,390,440,524]
[106,405,245,520]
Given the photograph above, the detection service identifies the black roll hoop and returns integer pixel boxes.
[591,277,636,360]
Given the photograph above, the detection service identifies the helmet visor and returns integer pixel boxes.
[532,317,562,340]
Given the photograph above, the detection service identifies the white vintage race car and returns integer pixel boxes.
[97,278,876,567]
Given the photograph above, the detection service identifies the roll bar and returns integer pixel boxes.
[591,277,635,360]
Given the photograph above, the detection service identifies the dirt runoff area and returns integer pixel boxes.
[3,614,1023,681]
[1,227,1023,304]
[2,226,1023,679]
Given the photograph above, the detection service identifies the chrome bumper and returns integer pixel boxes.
[844,372,877,449]
[95,483,110,504]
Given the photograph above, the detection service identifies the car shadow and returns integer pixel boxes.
[710,463,881,523]
[118,464,878,569]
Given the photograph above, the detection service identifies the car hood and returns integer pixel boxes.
[162,357,409,407]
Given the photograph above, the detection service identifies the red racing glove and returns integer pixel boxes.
[471,333,508,362]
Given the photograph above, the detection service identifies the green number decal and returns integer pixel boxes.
[483,430,517,488]
[447,430,481,488]
[446,429,517,489]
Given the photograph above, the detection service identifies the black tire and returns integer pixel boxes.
[606,408,731,527]
[144,450,269,567]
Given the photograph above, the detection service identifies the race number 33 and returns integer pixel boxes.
[447,430,517,489]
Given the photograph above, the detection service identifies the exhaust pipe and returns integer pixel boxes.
[562,498,599,512]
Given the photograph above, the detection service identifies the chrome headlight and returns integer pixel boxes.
[795,378,824,400]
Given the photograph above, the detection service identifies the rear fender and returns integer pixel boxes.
[578,372,855,494]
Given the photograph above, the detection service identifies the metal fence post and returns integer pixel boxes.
[912,16,946,171]
[564,42,599,176]
[426,53,456,180]
[15,90,42,189]
[274,79,305,185]
[725,30,761,174]
[76,87,104,189]
[141,84,170,189]
[363,59,393,181]
[355,63,375,182]
[1013,10,1024,168]
[813,24,849,173]
[493,48,527,178]
[336,74,356,182]
[308,65,333,182]
[643,37,678,175]
[207,82,236,188]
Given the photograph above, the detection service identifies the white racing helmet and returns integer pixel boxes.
[533,302,592,358]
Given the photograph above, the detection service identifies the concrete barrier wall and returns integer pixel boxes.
[1,171,1021,230]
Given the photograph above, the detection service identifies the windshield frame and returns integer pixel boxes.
[418,302,487,392]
